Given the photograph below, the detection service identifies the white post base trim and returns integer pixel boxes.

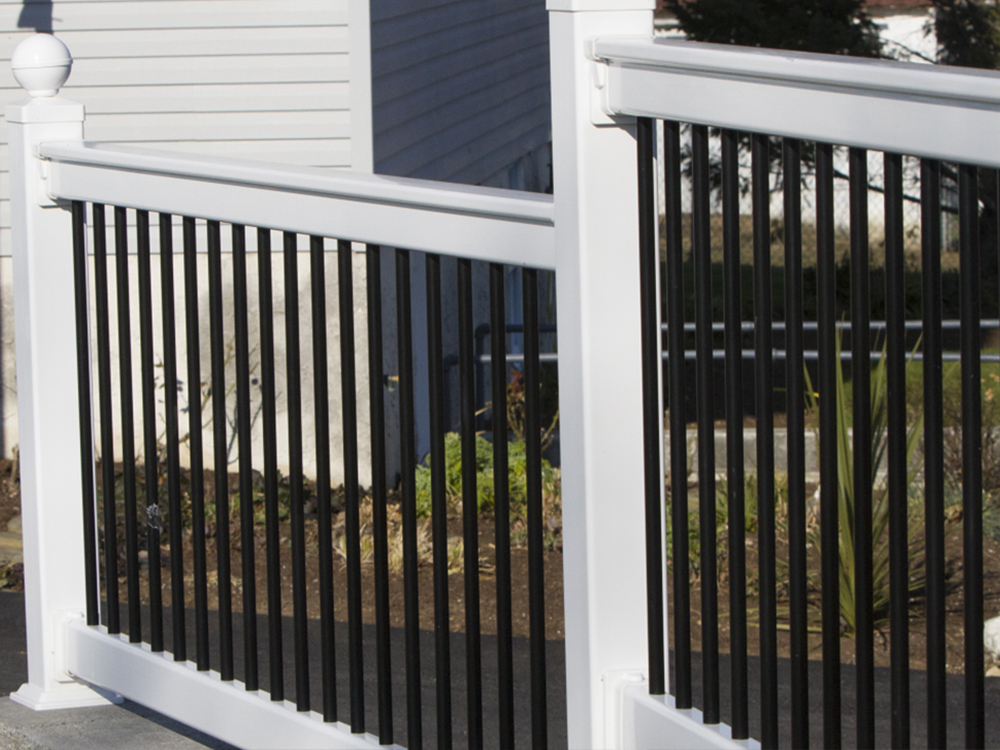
[10,680,123,711]
[68,620,401,750]
[620,681,762,750]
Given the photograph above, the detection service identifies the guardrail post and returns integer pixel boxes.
[7,34,119,709]
[547,3,659,748]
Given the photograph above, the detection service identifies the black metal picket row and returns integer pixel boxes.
[639,119,992,749]
[68,122,996,749]
[70,203,551,750]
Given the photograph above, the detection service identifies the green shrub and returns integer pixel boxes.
[414,432,556,518]
[665,462,759,588]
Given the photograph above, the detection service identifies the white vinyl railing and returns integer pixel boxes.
[40,141,555,270]
[7,32,558,750]
[11,1,1000,748]
[591,36,1000,166]
[584,26,1000,750]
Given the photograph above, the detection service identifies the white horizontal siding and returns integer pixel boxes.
[73,110,350,142]
[0,140,352,173]
[3,54,349,87]
[18,83,349,114]
[7,25,348,58]
[0,0,356,252]
[4,1,346,31]
[370,0,550,187]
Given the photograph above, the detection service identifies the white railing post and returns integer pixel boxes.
[7,34,119,709]
[547,2,659,748]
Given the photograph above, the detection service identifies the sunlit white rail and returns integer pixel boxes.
[41,141,555,269]
[591,37,1000,165]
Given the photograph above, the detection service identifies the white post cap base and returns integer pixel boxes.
[10,680,123,711]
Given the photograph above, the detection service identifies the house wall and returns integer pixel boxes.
[0,0,355,252]
[0,0,367,477]
[85,224,373,486]
[369,0,552,473]
[0,0,558,484]
[370,0,550,188]
[2,0,353,170]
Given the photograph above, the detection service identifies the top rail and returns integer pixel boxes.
[593,37,1000,167]
[40,142,556,269]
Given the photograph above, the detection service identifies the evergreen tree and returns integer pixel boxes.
[665,0,882,58]
[931,0,1000,69]
[929,2,1000,277]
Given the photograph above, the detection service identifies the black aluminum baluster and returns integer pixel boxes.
[113,206,141,643]
[92,203,120,634]
[284,231,309,710]
[664,119,691,709]
[884,152,910,750]
[153,213,175,652]
[524,268,548,750]
[721,130,748,740]
[426,252,453,749]
[959,163,984,750]
[490,263,514,747]
[170,219,193,661]
[338,238,365,730]
[921,159,946,750]
[692,124,719,726]
[458,256,483,747]
[784,139,809,749]
[181,218,208,668]
[850,147,875,750]
[179,216,204,665]
[311,236,337,720]
[136,210,161,648]
[257,227,283,697]
[72,201,100,627]
[752,133,778,750]
[397,248,423,750]
[366,245,393,743]
[202,220,226,673]
[816,144,841,750]
[149,213,172,654]
[691,125,720,724]
[637,117,666,698]
[312,235,337,723]
[231,224,255,686]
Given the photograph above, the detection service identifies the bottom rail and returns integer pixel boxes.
[66,619,397,750]
[611,673,759,750]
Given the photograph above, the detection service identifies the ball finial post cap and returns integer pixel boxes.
[11,34,72,98]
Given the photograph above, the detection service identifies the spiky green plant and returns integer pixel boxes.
[804,331,925,633]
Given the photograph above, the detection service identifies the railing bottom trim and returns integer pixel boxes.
[619,678,761,750]
[67,621,398,750]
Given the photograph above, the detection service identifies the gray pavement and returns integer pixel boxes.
[0,591,235,750]
[0,697,237,750]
